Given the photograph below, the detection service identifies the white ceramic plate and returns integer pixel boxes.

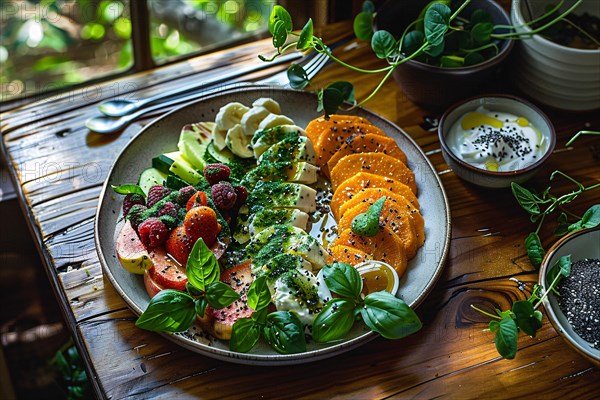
[95,86,451,365]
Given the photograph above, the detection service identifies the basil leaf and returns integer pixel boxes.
[205,281,240,309]
[296,18,313,50]
[268,5,292,35]
[247,275,271,311]
[312,298,356,343]
[361,291,422,339]
[287,63,310,89]
[111,184,145,197]
[471,22,493,43]
[263,311,306,354]
[321,263,362,300]
[371,30,397,59]
[525,232,545,268]
[512,300,542,337]
[568,204,600,232]
[327,81,355,103]
[424,3,451,47]
[351,196,385,237]
[230,318,261,353]
[319,87,344,118]
[135,289,195,333]
[252,307,269,324]
[489,317,518,359]
[353,11,374,41]
[272,20,288,49]
[194,297,208,318]
[186,239,219,291]
[511,182,540,215]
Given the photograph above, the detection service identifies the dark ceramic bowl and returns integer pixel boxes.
[438,94,555,188]
[376,0,514,109]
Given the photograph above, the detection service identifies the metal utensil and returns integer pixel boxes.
[86,52,330,134]
[97,52,302,117]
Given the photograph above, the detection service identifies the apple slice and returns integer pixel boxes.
[116,220,153,274]
[148,247,188,291]
[143,270,165,299]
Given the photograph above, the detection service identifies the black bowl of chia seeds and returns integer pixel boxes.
[539,226,600,366]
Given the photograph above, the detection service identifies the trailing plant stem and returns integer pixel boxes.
[470,305,501,320]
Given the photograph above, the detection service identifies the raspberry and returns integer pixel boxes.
[158,215,177,230]
[122,193,145,217]
[211,182,237,210]
[158,201,178,219]
[234,185,248,206]
[204,163,231,185]
[176,186,197,206]
[126,204,148,229]
[147,185,171,208]
[137,217,169,248]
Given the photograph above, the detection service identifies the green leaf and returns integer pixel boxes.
[353,11,374,41]
[440,55,464,67]
[471,22,494,43]
[296,19,313,50]
[263,311,307,354]
[464,51,485,66]
[205,281,240,309]
[247,275,271,311]
[268,5,292,34]
[546,255,572,294]
[230,318,262,353]
[321,262,362,300]
[568,204,600,232]
[327,81,355,103]
[361,291,422,339]
[402,30,425,55]
[312,298,356,343]
[272,20,288,48]
[511,182,541,215]
[525,232,545,268]
[186,239,219,291]
[319,87,345,117]
[135,290,196,332]
[371,30,397,59]
[554,212,570,236]
[470,9,493,25]
[111,184,145,197]
[351,196,386,237]
[194,297,208,318]
[512,300,542,337]
[489,317,518,359]
[362,0,376,13]
[424,40,445,57]
[424,3,451,47]
[287,63,310,89]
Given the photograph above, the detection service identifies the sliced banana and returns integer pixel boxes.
[212,125,228,150]
[252,98,281,114]
[240,106,271,137]
[257,114,294,131]
[225,124,254,158]
[215,102,249,131]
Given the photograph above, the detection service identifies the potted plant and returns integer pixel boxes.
[261,0,587,113]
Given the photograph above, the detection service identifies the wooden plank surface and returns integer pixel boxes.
[2,9,599,399]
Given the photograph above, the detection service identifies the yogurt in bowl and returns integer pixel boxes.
[439,95,556,189]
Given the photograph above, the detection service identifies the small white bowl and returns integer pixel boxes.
[539,227,600,366]
[511,0,600,111]
[438,95,556,188]
[355,261,400,296]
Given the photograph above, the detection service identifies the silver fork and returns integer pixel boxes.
[85,52,330,134]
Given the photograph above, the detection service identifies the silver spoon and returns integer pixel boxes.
[97,52,301,117]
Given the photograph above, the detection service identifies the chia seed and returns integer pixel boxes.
[557,258,600,350]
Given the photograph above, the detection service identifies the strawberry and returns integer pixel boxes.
[165,225,193,266]
[183,206,221,247]
[186,190,208,211]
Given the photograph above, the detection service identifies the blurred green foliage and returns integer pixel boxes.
[0,0,272,102]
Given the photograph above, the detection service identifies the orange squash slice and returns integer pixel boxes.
[329,152,417,193]
[305,115,370,149]
[330,172,420,220]
[337,199,419,259]
[326,245,373,266]
[323,134,408,178]
[336,188,425,247]
[331,227,408,276]
[315,122,387,168]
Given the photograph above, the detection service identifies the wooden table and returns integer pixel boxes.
[2,18,599,399]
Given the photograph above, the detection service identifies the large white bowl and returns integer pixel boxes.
[511,0,600,111]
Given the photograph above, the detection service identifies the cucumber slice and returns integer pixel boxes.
[207,141,236,164]
[138,168,167,195]
[152,152,178,174]
[165,175,189,191]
